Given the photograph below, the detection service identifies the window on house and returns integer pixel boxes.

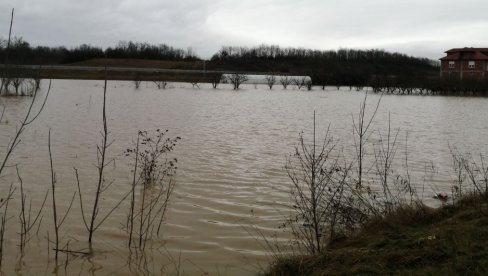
[449,61,455,68]
[468,61,475,69]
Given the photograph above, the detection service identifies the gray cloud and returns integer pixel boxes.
[1,0,487,59]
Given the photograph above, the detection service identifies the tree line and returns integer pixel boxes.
[1,39,437,74]
[0,37,200,64]
[208,45,439,87]
[5,39,488,95]
[209,45,488,95]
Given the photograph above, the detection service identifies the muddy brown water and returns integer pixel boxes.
[0,80,487,274]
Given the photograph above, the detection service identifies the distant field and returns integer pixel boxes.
[4,58,298,82]
[3,59,221,82]
[69,58,205,70]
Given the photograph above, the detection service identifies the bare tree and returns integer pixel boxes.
[226,73,248,90]
[306,80,313,91]
[0,78,11,95]
[153,81,168,89]
[280,75,291,89]
[292,77,307,90]
[32,65,42,91]
[11,76,24,95]
[134,79,142,89]
[265,75,276,90]
[210,73,223,89]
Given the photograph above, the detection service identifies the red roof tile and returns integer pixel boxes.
[440,52,460,61]
[471,51,488,60]
[440,48,488,61]
[446,47,488,53]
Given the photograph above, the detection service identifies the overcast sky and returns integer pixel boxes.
[1,0,487,60]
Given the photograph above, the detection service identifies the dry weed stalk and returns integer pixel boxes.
[0,80,50,176]
[352,92,381,189]
[373,113,401,212]
[48,130,76,260]
[450,147,488,203]
[285,112,342,253]
[284,100,427,255]
[0,106,5,124]
[125,130,179,249]
[0,184,14,268]
[76,79,131,246]
[17,165,48,253]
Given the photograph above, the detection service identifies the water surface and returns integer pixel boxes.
[0,80,487,274]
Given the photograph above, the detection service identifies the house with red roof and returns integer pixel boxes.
[440,48,488,79]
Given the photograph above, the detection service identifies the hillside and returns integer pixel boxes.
[1,40,439,86]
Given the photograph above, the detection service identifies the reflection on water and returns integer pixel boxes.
[0,80,488,274]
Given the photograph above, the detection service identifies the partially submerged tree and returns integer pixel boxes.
[227,73,248,90]
[293,77,307,90]
[210,73,223,89]
[10,76,23,94]
[153,81,167,89]
[134,79,142,89]
[265,75,276,90]
[280,75,291,89]
[306,80,313,91]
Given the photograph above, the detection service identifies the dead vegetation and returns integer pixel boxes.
[266,196,488,275]
[266,94,488,275]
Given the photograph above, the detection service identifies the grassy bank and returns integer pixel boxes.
[266,195,488,275]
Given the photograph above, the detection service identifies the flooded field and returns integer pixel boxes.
[0,80,487,274]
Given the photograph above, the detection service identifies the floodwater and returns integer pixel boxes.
[0,80,488,275]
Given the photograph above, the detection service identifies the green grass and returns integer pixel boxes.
[266,197,488,275]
